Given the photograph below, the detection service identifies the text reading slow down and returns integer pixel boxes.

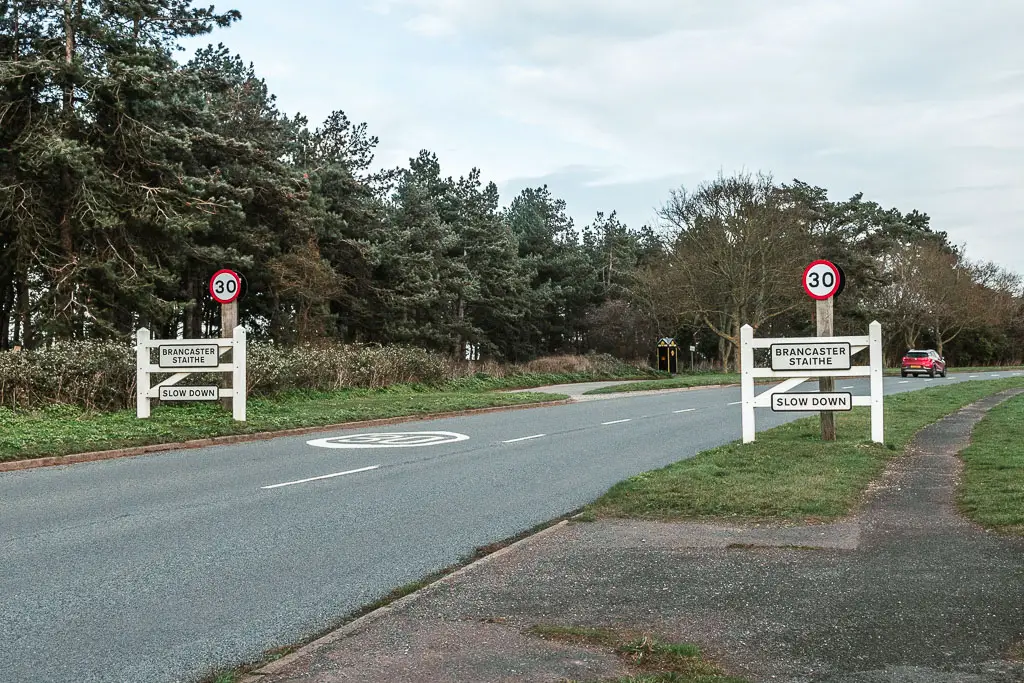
[771,392,852,412]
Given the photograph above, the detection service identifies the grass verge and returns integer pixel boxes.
[957,391,1024,535]
[889,365,1024,375]
[588,378,1024,522]
[582,373,741,395]
[0,386,566,463]
[527,625,748,682]
[442,369,666,392]
[585,368,1024,396]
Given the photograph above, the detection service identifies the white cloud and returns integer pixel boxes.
[403,13,456,38]
[188,0,1024,273]
[362,0,1024,271]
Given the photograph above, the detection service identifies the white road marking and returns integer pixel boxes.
[899,380,910,384]
[970,375,979,378]
[674,408,696,413]
[602,419,632,425]
[841,386,854,389]
[727,401,741,406]
[502,434,546,443]
[261,465,380,490]
[924,379,933,382]
[307,431,469,449]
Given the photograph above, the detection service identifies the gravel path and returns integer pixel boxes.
[247,390,1024,683]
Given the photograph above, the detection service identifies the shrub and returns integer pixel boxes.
[0,342,655,412]
[0,341,135,412]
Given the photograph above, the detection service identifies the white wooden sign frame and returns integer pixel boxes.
[740,321,883,444]
[135,326,247,421]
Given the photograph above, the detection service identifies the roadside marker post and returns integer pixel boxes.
[804,259,842,441]
[210,269,242,412]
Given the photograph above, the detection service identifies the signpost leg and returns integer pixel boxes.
[220,301,237,412]
[233,325,247,422]
[869,320,884,444]
[136,328,151,419]
[816,298,836,441]
[741,324,755,443]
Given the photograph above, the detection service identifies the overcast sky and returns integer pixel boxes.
[183,0,1024,274]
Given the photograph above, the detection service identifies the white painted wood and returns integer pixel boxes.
[233,325,247,421]
[136,328,151,419]
[752,377,815,407]
[739,323,884,444]
[145,364,234,374]
[134,327,247,421]
[741,324,755,443]
[869,320,884,443]
[750,334,869,348]
[751,366,871,379]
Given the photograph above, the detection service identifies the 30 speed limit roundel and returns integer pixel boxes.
[802,260,841,300]
[209,269,242,304]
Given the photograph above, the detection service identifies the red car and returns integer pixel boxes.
[901,349,947,378]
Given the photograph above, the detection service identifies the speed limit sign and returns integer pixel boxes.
[209,269,242,304]
[802,260,841,300]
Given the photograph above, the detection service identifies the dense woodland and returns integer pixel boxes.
[2,1,1022,369]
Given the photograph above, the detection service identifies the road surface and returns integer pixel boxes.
[1,371,1020,683]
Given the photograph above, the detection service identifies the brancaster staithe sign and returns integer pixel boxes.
[770,342,852,371]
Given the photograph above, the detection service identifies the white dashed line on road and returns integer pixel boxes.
[674,408,696,414]
[261,465,380,490]
[727,401,741,406]
[502,434,546,443]
[841,386,854,389]
[899,381,910,384]
[602,419,632,425]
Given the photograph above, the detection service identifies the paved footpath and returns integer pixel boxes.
[244,390,1024,683]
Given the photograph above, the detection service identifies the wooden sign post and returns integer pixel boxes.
[803,260,842,441]
[209,269,242,413]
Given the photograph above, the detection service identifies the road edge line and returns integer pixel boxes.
[237,518,573,681]
[0,399,572,473]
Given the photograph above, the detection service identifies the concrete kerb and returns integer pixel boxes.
[237,519,573,682]
[0,398,572,473]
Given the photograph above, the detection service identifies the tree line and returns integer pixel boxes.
[2,1,1021,367]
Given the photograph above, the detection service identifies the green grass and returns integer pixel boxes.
[588,378,1024,522]
[957,391,1024,535]
[527,626,748,683]
[884,365,1024,376]
[0,386,566,463]
[442,369,665,392]
[586,367,1024,396]
[582,373,741,395]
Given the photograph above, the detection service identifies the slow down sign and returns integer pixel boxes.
[771,392,852,412]
[159,385,219,401]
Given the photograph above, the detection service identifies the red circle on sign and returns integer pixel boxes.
[802,260,841,300]
[209,269,242,304]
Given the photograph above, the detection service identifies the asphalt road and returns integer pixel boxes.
[1,371,1020,683]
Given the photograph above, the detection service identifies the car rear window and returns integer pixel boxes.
[906,351,929,357]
